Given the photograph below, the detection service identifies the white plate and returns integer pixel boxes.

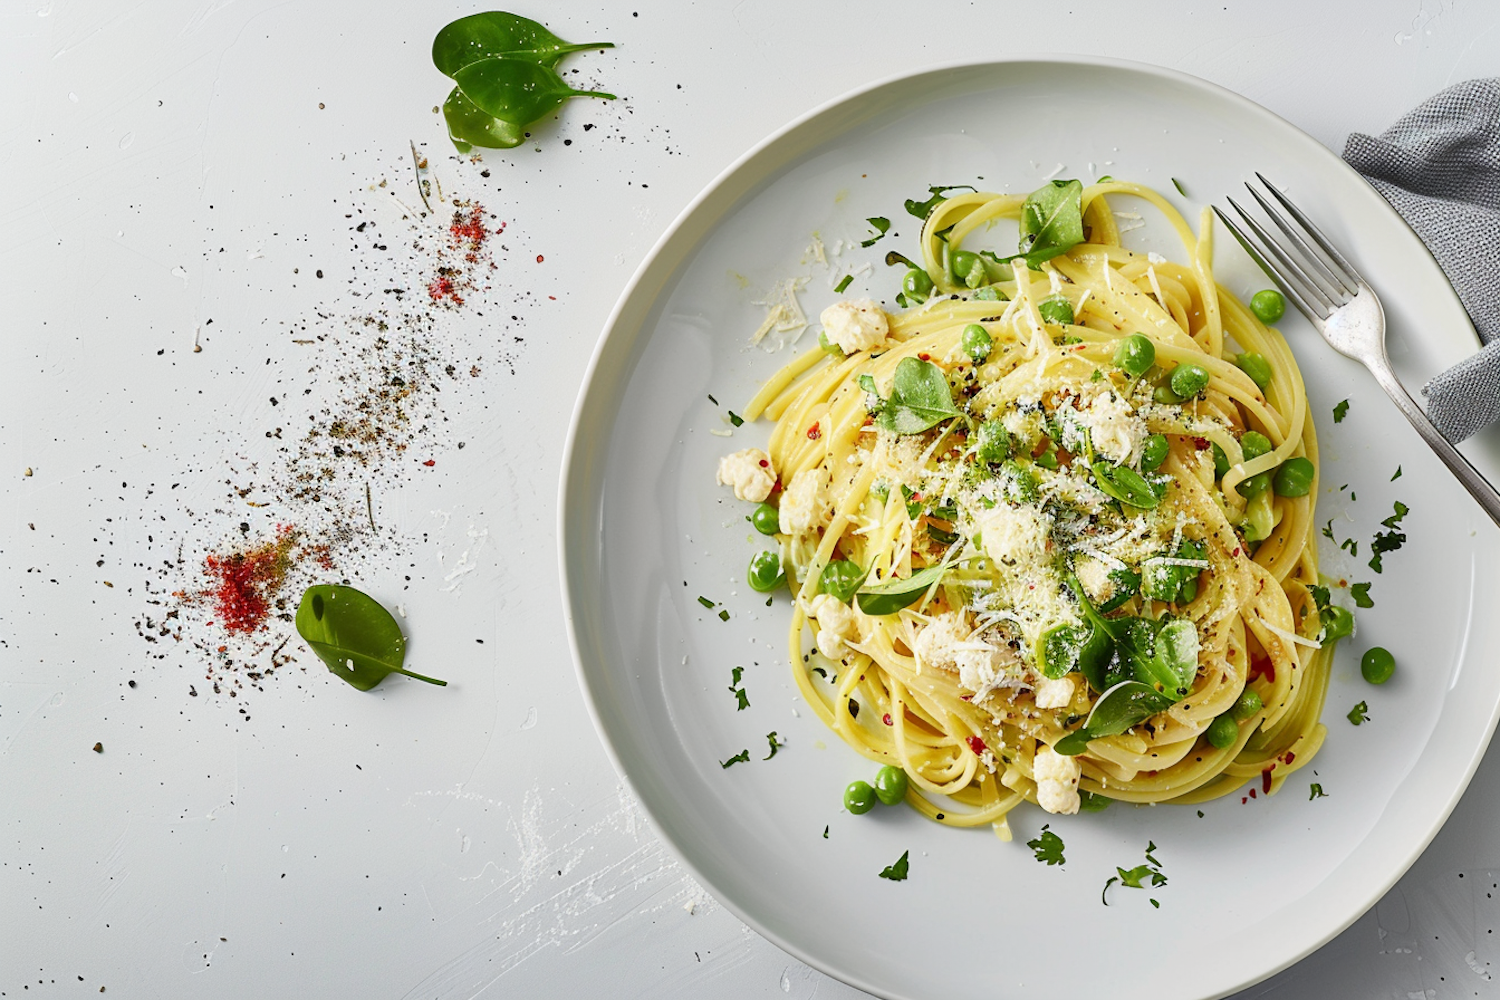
[560,57,1500,1000]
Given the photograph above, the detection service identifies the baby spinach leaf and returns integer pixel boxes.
[1121,617,1200,699]
[877,357,961,435]
[1017,179,1085,268]
[443,86,527,151]
[454,58,616,127]
[295,585,446,691]
[1092,461,1161,509]
[856,563,948,616]
[1055,680,1173,755]
[432,11,613,77]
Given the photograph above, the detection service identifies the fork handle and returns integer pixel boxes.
[1365,358,1500,529]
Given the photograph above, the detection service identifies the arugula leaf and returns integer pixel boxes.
[860,217,891,248]
[1347,701,1369,725]
[1309,782,1328,800]
[1017,180,1085,268]
[1369,529,1406,573]
[875,357,961,435]
[763,731,782,760]
[1333,399,1349,423]
[856,562,948,616]
[1350,582,1373,608]
[1027,825,1066,866]
[878,849,911,881]
[904,184,976,221]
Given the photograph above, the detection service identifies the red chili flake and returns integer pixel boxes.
[882,713,893,726]
[918,353,930,361]
[807,422,821,440]
[536,254,544,263]
[1193,437,1210,450]
[427,274,464,306]
[758,459,770,468]
[548,295,556,301]
[1249,788,1258,799]
[1232,547,1242,557]
[1241,796,1248,804]
[422,459,436,467]
[966,735,987,756]
[201,525,299,635]
[960,694,973,702]
[448,204,490,262]
[1261,769,1274,794]
[770,479,783,495]
[1249,655,1275,683]
[1282,751,1296,765]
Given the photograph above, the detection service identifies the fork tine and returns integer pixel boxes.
[1212,205,1328,323]
[1254,172,1367,291]
[1245,182,1352,301]
[1224,196,1337,317]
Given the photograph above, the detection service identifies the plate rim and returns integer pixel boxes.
[558,52,1492,1000]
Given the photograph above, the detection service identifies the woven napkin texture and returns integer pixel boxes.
[1343,77,1500,442]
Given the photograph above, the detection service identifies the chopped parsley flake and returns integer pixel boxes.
[860,216,892,248]
[834,274,853,293]
[1171,177,1188,196]
[878,850,910,881]
[1391,466,1403,481]
[1026,825,1066,866]
[763,731,782,759]
[823,825,829,839]
[1347,701,1369,725]
[1322,519,1336,542]
[1333,399,1349,423]
[727,410,744,427]
[1309,782,1328,800]
[1103,842,1167,905]
[720,749,750,768]
[1351,582,1373,608]
[1369,531,1405,573]
[1341,537,1358,556]
[1382,501,1410,529]
[697,596,715,608]
[718,609,730,621]
[707,394,719,406]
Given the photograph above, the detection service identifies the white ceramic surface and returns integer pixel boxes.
[561,57,1500,1000]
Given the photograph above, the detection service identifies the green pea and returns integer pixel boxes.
[748,551,785,593]
[817,330,843,356]
[972,286,1003,302]
[1078,790,1110,812]
[1250,289,1286,323]
[1112,333,1155,377]
[1206,714,1239,749]
[1236,352,1274,391]
[1211,443,1230,479]
[1272,456,1315,497]
[844,780,877,814]
[1154,384,1186,405]
[874,765,909,805]
[1322,605,1355,642]
[974,420,1009,463]
[951,250,986,289]
[1360,646,1396,685]
[819,559,866,603]
[1038,295,1075,326]
[1231,688,1263,721]
[1170,363,1211,398]
[1239,431,1273,461]
[1237,472,1272,499]
[1139,434,1170,472]
[961,323,993,363]
[902,268,933,303]
[751,502,779,536]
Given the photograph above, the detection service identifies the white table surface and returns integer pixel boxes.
[5,2,1500,997]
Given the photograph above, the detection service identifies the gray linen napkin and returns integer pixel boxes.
[1342,77,1500,443]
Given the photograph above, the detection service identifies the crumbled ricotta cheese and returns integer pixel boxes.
[819,299,889,354]
[912,613,967,672]
[716,448,776,502]
[1069,387,1145,466]
[807,594,857,659]
[975,503,1053,570]
[1034,746,1081,814]
[1033,675,1075,710]
[778,467,829,536]
[913,613,1016,694]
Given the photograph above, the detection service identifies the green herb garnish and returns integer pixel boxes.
[1015,179,1085,269]
[904,185,976,221]
[294,585,446,691]
[1350,582,1373,608]
[878,850,910,881]
[860,217,891,248]
[1171,177,1188,197]
[869,357,961,435]
[729,666,750,710]
[1309,783,1328,800]
[1332,399,1349,423]
[834,274,853,293]
[728,410,745,427]
[1347,701,1369,725]
[697,596,715,608]
[855,562,947,616]
[1026,825,1066,866]
[763,731,783,760]
[1391,466,1402,481]
[720,750,750,768]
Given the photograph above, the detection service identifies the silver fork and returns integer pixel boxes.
[1214,174,1500,528]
